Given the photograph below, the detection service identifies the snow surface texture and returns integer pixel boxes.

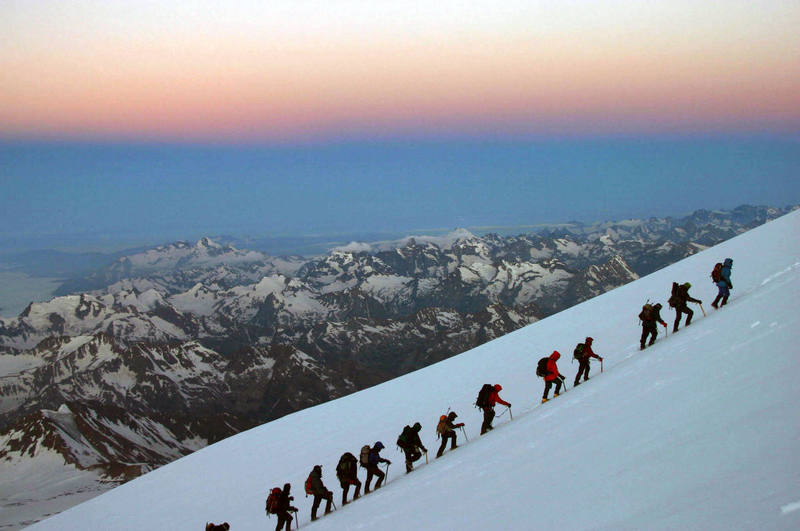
[27,211,800,530]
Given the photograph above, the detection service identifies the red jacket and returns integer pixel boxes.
[544,351,561,382]
[488,386,510,407]
[583,341,602,361]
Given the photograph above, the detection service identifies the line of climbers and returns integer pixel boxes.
[251,257,735,530]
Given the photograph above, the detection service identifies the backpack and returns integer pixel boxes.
[536,357,549,378]
[436,415,448,438]
[639,303,653,322]
[668,282,680,308]
[711,263,722,283]
[475,383,494,408]
[336,452,356,479]
[397,426,414,448]
[304,472,314,496]
[359,445,371,467]
[573,343,586,361]
[265,487,281,514]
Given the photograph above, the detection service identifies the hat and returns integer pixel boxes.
[585,336,593,343]
[494,384,502,391]
[683,282,691,288]
[374,441,384,449]
[413,422,422,431]
[448,411,458,420]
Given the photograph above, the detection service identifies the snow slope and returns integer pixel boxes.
[27,211,800,530]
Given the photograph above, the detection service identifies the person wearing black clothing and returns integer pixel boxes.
[639,303,667,350]
[397,422,427,473]
[335,452,361,506]
[671,282,702,332]
[308,465,333,521]
[436,412,464,458]
[364,442,390,493]
[274,483,297,531]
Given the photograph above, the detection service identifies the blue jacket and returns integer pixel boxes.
[718,258,733,289]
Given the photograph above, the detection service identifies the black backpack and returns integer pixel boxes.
[336,452,356,479]
[668,282,680,308]
[536,357,549,378]
[397,426,414,448]
[573,343,586,361]
[475,383,494,408]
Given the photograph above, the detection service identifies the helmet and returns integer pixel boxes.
[494,384,502,391]
[374,441,384,450]
[413,422,422,431]
[448,411,458,420]
[654,303,662,310]
[683,282,691,288]
[585,336,593,343]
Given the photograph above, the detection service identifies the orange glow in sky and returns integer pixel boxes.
[1,1,798,142]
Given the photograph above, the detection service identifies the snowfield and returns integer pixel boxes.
[24,211,800,530]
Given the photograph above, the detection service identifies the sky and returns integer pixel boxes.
[1,1,799,245]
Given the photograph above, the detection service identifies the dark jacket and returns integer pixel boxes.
[398,424,425,450]
[368,443,389,466]
[719,258,733,289]
[640,304,667,326]
[675,284,701,306]
[309,466,327,495]
[277,484,296,513]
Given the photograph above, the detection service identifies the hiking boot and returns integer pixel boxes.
[541,398,548,403]
[554,393,559,398]
[640,344,646,350]
[573,380,580,387]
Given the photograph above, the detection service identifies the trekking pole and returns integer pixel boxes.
[385,463,390,483]
[424,451,428,465]
[699,303,706,317]
[601,359,603,373]
[460,425,469,442]
[508,406,513,420]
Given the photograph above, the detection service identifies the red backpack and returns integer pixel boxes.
[711,263,723,283]
[304,473,314,496]
[265,487,281,514]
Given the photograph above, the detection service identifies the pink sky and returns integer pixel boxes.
[2,1,798,142]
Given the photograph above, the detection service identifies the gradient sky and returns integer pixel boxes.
[2,0,799,142]
[1,2,799,249]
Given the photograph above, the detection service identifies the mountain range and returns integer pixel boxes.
[0,204,796,529]
[12,207,800,531]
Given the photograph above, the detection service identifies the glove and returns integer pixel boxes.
[457,423,464,427]
[386,460,392,465]
[699,300,703,304]
[599,356,604,361]
[289,496,294,501]
[422,447,428,453]
[507,403,512,407]
[558,374,565,381]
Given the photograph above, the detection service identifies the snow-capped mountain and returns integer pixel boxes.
[0,205,796,529]
[12,207,799,531]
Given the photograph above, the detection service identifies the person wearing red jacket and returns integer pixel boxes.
[573,337,603,387]
[542,351,565,403]
[480,384,511,435]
